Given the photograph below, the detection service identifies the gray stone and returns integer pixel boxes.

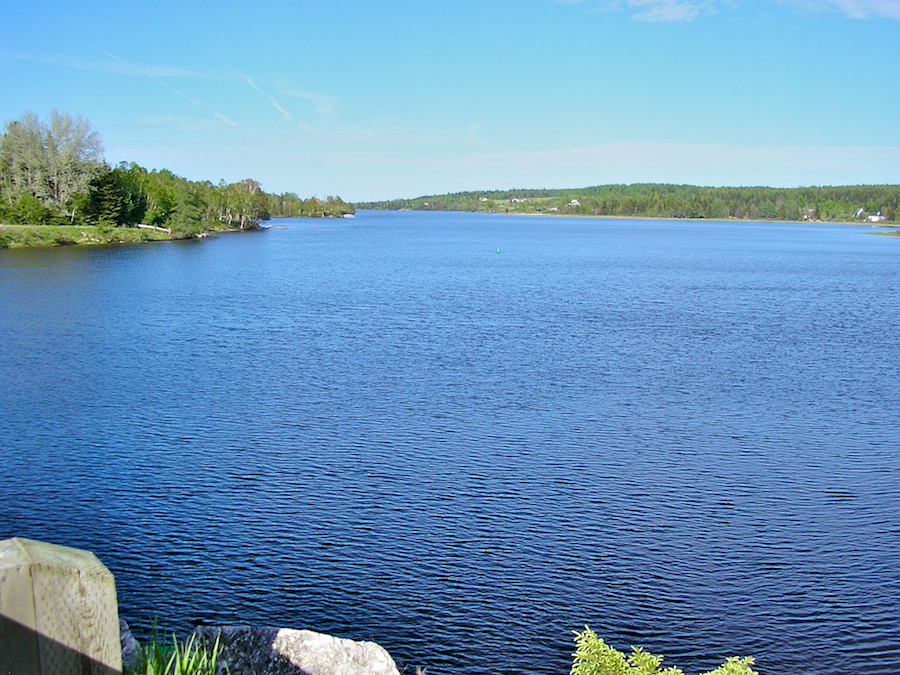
[119,619,140,672]
[193,625,401,675]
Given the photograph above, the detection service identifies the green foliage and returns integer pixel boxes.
[358,184,900,224]
[0,110,103,222]
[110,162,150,225]
[168,181,207,235]
[4,193,58,225]
[76,169,124,230]
[1,110,350,238]
[570,627,758,675]
[571,628,684,675]
[129,629,225,675]
[168,633,225,675]
[216,178,271,229]
[701,657,760,675]
[268,191,355,218]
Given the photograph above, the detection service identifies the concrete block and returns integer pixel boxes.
[0,538,121,675]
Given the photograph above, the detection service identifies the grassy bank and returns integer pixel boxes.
[0,224,215,248]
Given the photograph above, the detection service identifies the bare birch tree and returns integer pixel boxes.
[0,112,47,204]
[45,110,104,220]
[0,110,104,221]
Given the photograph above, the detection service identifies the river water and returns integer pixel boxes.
[1,211,899,674]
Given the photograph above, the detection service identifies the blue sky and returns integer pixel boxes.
[2,0,898,201]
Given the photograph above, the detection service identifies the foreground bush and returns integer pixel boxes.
[571,627,758,675]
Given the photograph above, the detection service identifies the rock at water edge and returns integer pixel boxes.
[193,625,401,675]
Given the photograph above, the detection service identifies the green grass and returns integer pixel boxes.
[0,224,192,248]
[127,629,226,675]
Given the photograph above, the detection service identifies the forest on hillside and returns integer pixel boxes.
[0,110,353,239]
[357,184,899,223]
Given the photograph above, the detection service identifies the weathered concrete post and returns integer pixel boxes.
[0,537,122,675]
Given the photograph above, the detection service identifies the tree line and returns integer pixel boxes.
[0,110,353,236]
[357,183,899,223]
[269,193,355,219]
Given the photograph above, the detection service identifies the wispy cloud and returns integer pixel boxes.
[421,142,900,186]
[294,119,322,134]
[558,0,712,20]
[466,121,489,146]
[559,0,900,20]
[209,111,238,127]
[813,0,900,18]
[0,49,204,78]
[627,0,708,20]
[237,72,292,120]
[91,47,238,126]
[131,114,229,132]
[276,84,336,116]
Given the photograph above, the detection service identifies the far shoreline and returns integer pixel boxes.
[361,208,900,232]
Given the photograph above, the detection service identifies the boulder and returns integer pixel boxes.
[192,625,401,675]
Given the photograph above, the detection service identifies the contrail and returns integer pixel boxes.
[237,71,292,120]
[91,46,238,126]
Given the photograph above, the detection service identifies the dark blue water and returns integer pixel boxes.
[2,211,899,675]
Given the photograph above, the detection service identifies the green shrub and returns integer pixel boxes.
[11,194,56,225]
[570,627,758,675]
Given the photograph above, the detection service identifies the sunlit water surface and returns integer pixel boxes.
[2,211,899,674]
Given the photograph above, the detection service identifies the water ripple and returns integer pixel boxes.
[2,213,899,674]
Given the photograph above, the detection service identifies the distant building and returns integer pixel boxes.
[479,197,488,202]
[510,198,527,203]
[868,211,886,223]
[568,199,581,207]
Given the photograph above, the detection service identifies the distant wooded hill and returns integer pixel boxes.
[356,184,899,223]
